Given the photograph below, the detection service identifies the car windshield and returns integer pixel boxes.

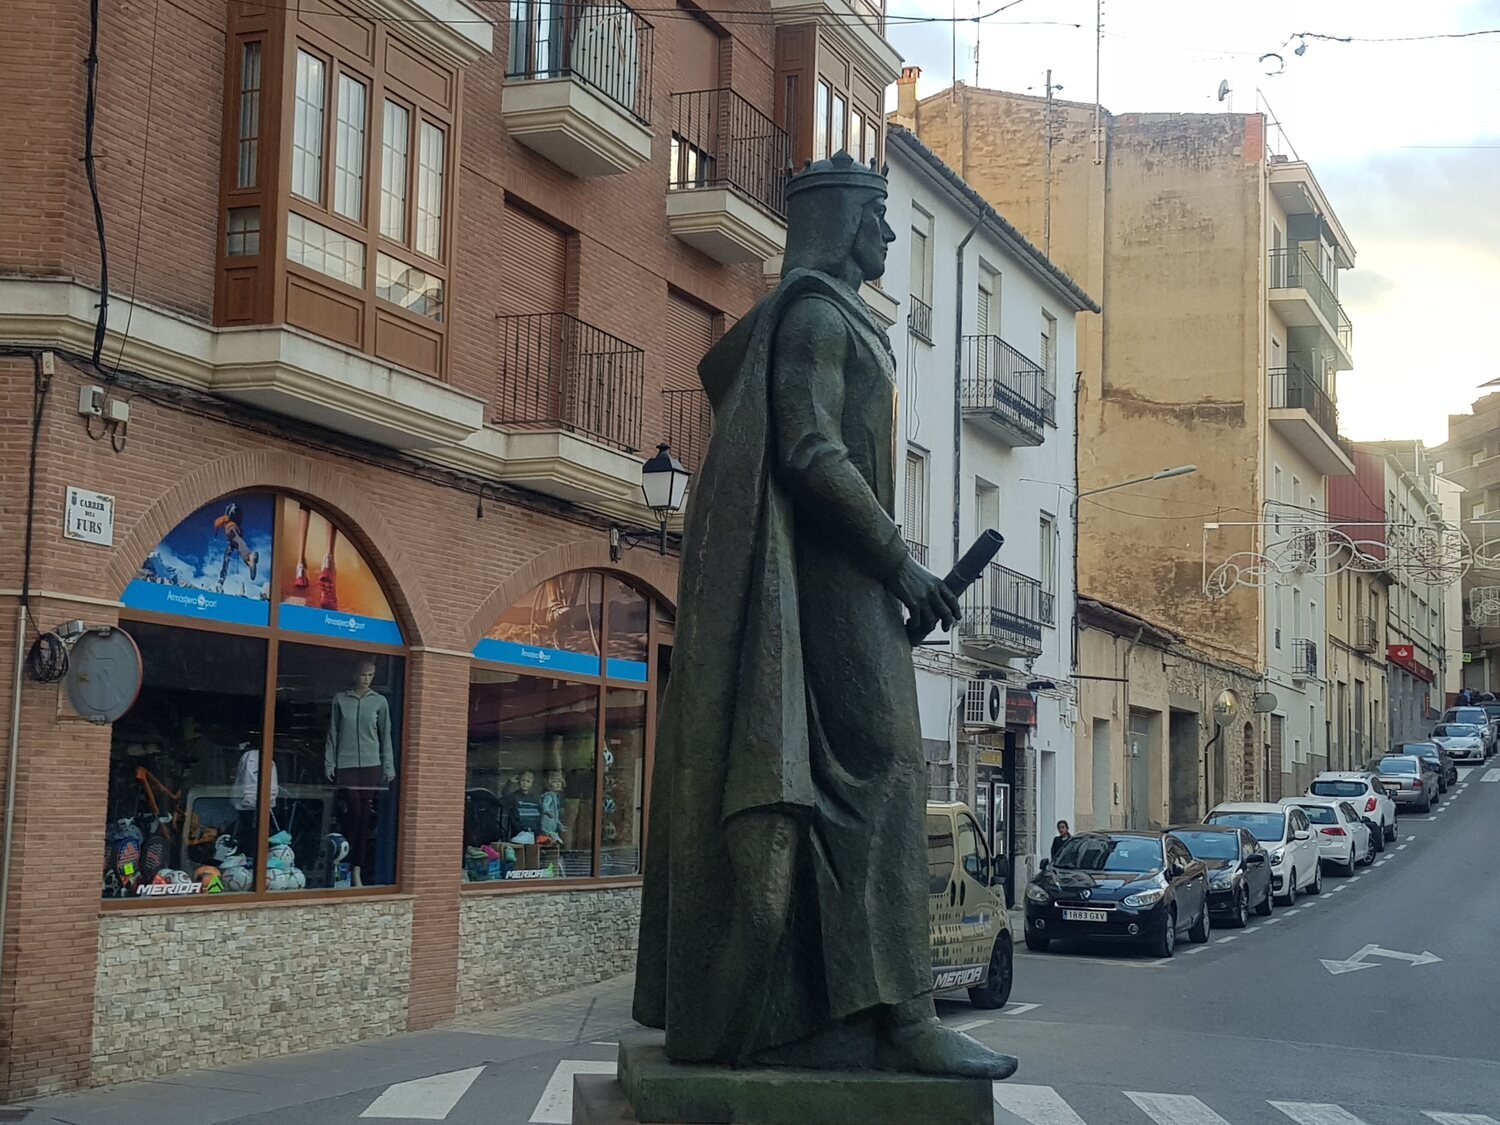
[1205,811,1285,842]
[1052,835,1164,873]
[1310,780,1366,797]
[1293,804,1337,824]
[1432,725,1479,738]
[1378,758,1418,774]
[1171,831,1239,860]
[1448,710,1486,724]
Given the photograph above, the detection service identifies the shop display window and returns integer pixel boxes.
[108,491,407,904]
[464,571,664,886]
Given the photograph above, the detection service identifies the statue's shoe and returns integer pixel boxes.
[876,1018,1019,1080]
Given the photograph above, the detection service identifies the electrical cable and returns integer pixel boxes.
[83,0,110,376]
[24,634,69,685]
[112,0,163,377]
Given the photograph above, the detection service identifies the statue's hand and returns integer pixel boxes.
[888,556,961,640]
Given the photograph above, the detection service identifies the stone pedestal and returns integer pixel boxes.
[569,1034,994,1125]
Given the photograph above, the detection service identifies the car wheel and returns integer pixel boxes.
[1342,846,1357,876]
[968,933,1013,1009]
[1418,796,1431,813]
[1307,862,1323,895]
[1255,883,1274,917]
[1384,821,1396,842]
[1278,868,1297,906]
[1152,907,1176,958]
[1230,887,1249,928]
[1373,829,1385,853]
[1024,933,1050,953]
[1362,835,1376,866]
[1188,901,1211,943]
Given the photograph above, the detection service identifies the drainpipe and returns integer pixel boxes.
[1120,625,1145,826]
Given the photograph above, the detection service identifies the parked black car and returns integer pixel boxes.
[1023,830,1209,958]
[1168,824,1273,928]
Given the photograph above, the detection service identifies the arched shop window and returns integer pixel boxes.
[104,492,406,903]
[464,571,668,885]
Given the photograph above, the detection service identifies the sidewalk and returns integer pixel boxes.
[25,975,639,1125]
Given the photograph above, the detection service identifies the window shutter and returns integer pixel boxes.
[904,452,925,543]
[501,205,567,315]
[664,293,716,391]
[909,229,928,302]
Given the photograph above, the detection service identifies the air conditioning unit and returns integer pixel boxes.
[964,677,1006,729]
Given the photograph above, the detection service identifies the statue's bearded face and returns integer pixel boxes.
[851,197,896,282]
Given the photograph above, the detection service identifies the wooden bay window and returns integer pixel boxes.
[215,0,460,380]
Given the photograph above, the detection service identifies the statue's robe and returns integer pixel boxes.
[634,268,932,1062]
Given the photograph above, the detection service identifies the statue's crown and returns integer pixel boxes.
[785,150,889,201]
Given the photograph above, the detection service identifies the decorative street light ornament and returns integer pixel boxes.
[641,442,691,524]
[1200,517,1471,601]
[1470,586,1500,626]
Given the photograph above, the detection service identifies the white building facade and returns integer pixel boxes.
[882,125,1097,896]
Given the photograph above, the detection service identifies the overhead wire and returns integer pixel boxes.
[113,0,163,378]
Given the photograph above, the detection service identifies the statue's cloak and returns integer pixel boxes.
[633,268,931,1061]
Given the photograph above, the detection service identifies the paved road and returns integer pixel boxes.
[29,766,1500,1124]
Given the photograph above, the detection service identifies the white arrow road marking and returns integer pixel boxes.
[1321,943,1442,974]
[1320,957,1379,975]
[361,1066,485,1121]
[1482,768,1500,782]
[529,1061,617,1124]
[1126,1091,1233,1124]
[992,1083,1088,1125]
[1270,1101,1372,1124]
[1424,1114,1500,1125]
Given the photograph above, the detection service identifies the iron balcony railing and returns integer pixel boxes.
[1355,616,1378,653]
[1292,638,1319,678]
[506,0,655,123]
[1040,590,1056,627]
[1268,363,1353,460]
[662,386,711,473]
[1268,246,1353,352]
[961,334,1056,437]
[669,88,789,219]
[908,295,933,343]
[495,312,644,451]
[903,537,929,566]
[959,563,1044,657]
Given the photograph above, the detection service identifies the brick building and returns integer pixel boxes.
[0,0,900,1098]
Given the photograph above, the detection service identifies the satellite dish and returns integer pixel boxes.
[1253,692,1279,714]
[64,626,142,724]
[1217,79,1231,103]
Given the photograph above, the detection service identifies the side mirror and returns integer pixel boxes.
[1294,830,1312,841]
[1245,852,1266,866]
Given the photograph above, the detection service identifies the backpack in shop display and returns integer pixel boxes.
[232,747,279,811]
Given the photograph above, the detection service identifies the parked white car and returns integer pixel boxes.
[1205,802,1322,904]
[1441,707,1495,753]
[1430,723,1486,762]
[1308,771,1396,847]
[1280,797,1375,875]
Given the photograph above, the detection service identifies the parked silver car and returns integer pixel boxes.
[1373,754,1439,812]
[1441,707,1495,753]
[1430,723,1486,762]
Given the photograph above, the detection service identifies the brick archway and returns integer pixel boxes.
[464,539,678,650]
[106,450,439,647]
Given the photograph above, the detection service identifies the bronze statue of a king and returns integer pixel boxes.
[633,152,1018,1082]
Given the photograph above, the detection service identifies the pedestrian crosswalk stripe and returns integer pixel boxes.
[1270,1100,1370,1124]
[1424,1114,1500,1125]
[1482,767,1500,782]
[530,1061,617,1124]
[361,1066,484,1120]
[992,1082,1088,1124]
[1126,1091,1234,1124]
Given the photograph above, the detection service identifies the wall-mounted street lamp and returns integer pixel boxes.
[1070,464,1197,517]
[610,443,691,562]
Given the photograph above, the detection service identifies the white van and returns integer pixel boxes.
[927,801,1013,1008]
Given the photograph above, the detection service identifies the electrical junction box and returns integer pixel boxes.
[104,398,130,424]
[77,385,103,417]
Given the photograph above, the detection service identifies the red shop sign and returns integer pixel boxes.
[1387,644,1434,683]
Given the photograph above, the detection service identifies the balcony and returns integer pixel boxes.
[502,0,654,178]
[959,564,1044,659]
[1355,616,1378,653]
[1268,363,1355,476]
[662,386,712,473]
[1292,638,1319,680]
[961,335,1055,447]
[666,89,789,265]
[495,312,643,452]
[907,295,933,343]
[1267,248,1354,371]
[903,537,929,566]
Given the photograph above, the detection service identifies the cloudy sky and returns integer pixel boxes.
[888,0,1500,445]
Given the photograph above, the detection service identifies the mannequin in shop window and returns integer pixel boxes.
[325,658,394,887]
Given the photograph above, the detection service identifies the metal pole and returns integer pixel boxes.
[1044,68,1054,256]
[1093,0,1103,165]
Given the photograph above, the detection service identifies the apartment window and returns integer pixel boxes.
[831,92,847,154]
[416,122,445,258]
[1433,459,1444,475]
[381,100,411,242]
[333,74,368,221]
[850,107,865,160]
[814,80,830,161]
[904,449,928,553]
[237,42,262,189]
[1274,583,1283,649]
[1475,503,1488,519]
[909,225,931,303]
[292,50,327,202]
[1041,310,1057,393]
[976,479,999,536]
[1039,514,1056,626]
[226,207,261,256]
[287,213,366,286]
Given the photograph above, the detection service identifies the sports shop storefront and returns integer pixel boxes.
[10,477,674,1094]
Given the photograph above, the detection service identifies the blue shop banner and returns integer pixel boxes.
[279,603,405,647]
[605,658,649,683]
[123,493,274,626]
[472,639,601,677]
